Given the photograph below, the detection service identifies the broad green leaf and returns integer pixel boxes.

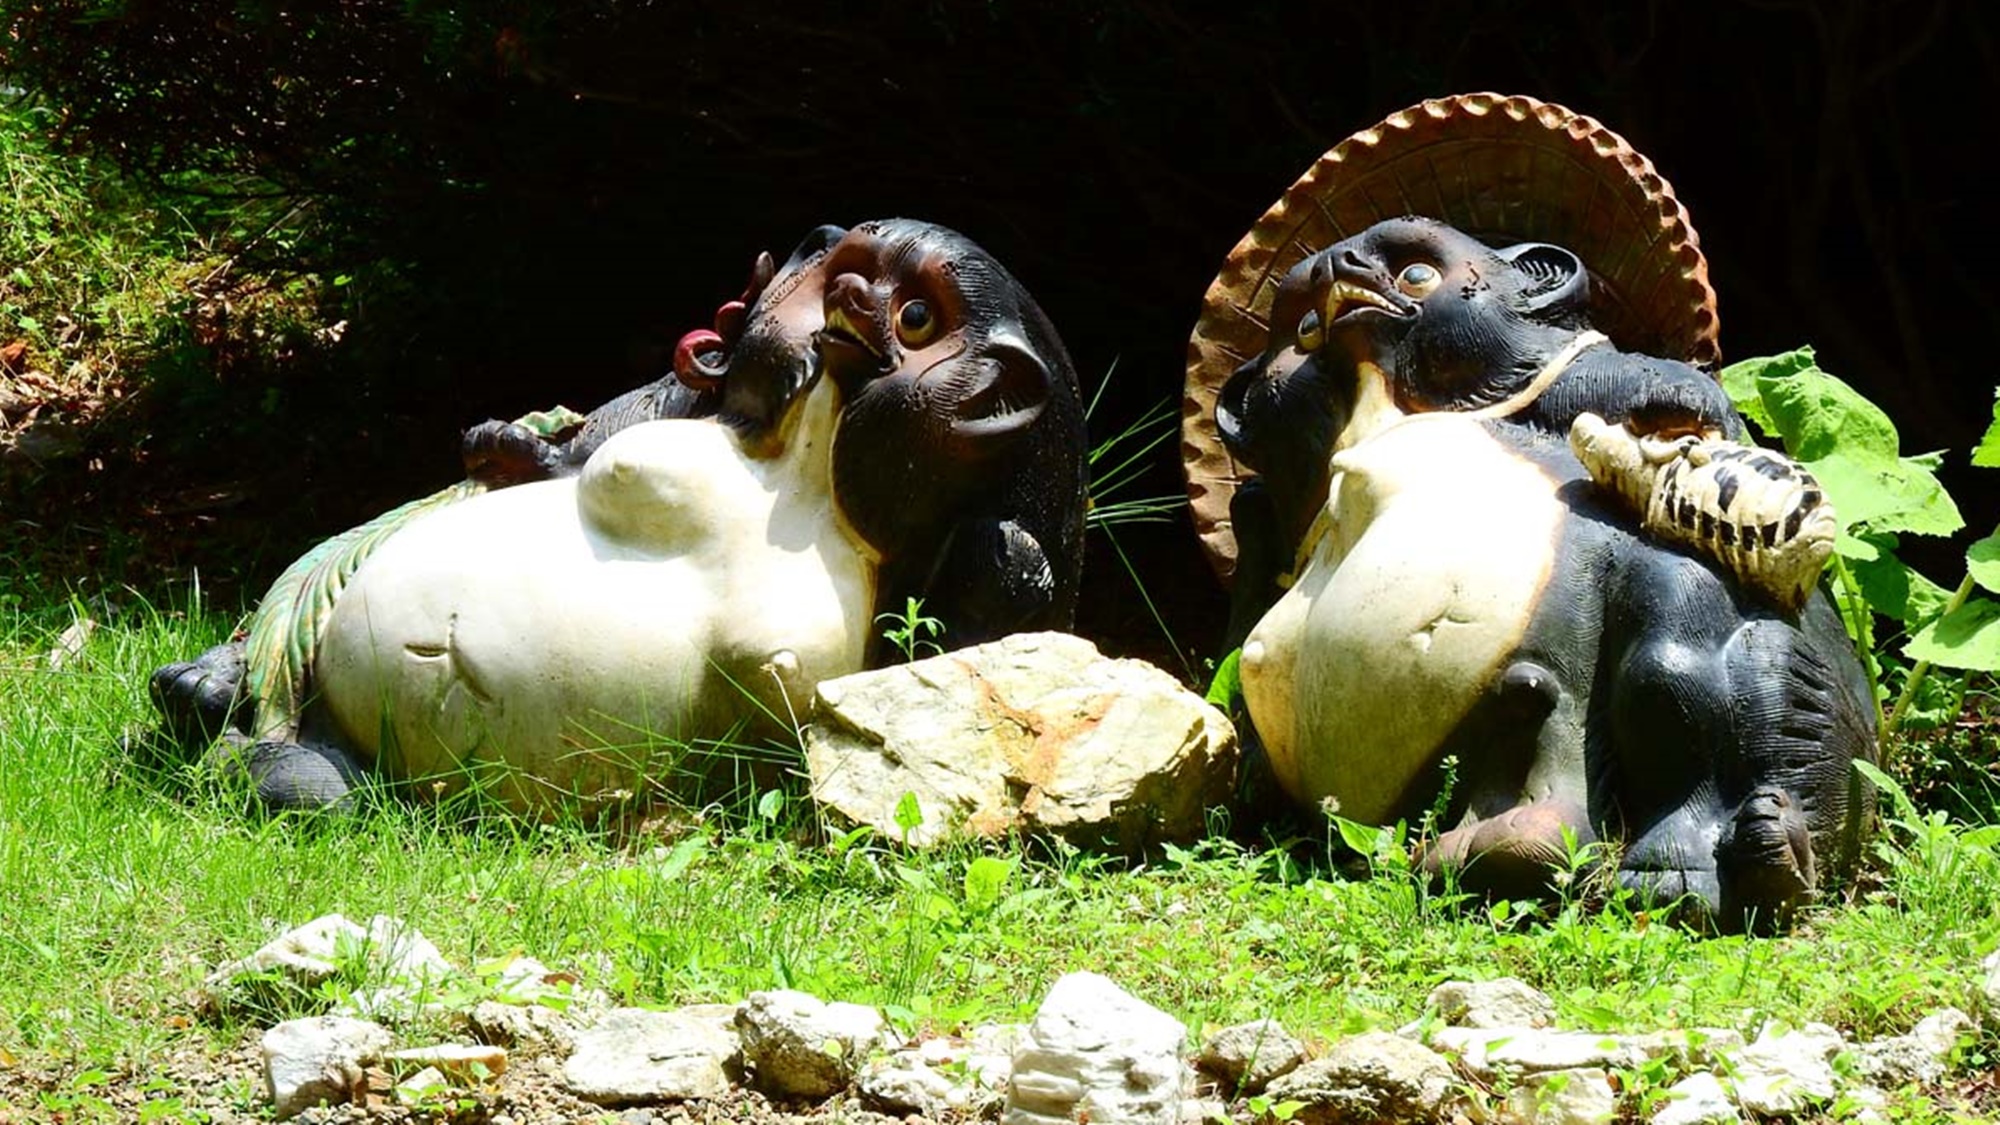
[756,788,785,822]
[1805,452,1962,538]
[1718,348,1817,436]
[963,856,1014,913]
[1852,758,1917,825]
[1205,648,1243,708]
[1904,596,2000,672]
[1975,390,2000,468]
[1961,825,2000,850]
[893,790,924,835]
[1833,532,1879,561]
[1847,536,1953,626]
[653,835,707,881]
[1744,348,1896,458]
[1970,532,2000,595]
[1755,361,1897,462]
[1333,816,1386,857]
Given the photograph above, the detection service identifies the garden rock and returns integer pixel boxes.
[1196,1018,1306,1094]
[262,1015,392,1119]
[203,913,452,1010]
[861,1026,1020,1114]
[393,1066,450,1104]
[735,989,890,1099]
[1505,1067,1617,1125]
[1426,978,1556,1029]
[804,631,1237,853]
[1005,971,1190,1125]
[1261,1031,1453,1125]
[1429,1027,1738,1080]
[1722,1022,1843,1115]
[2,415,81,464]
[385,1044,509,1083]
[562,1005,741,1105]
[469,1000,579,1055]
[1981,947,2000,1018]
[1852,1007,1971,1087]
[1650,1072,1740,1125]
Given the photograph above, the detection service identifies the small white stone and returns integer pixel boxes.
[1650,1072,1740,1125]
[1004,972,1189,1125]
[386,1044,509,1083]
[469,1001,577,1055]
[1506,1067,1617,1125]
[736,990,889,1099]
[1262,1033,1454,1124]
[1196,1019,1306,1094]
[563,1006,741,1104]
[1430,1027,1652,1079]
[393,1066,450,1104]
[1853,1006,1971,1087]
[1982,948,2000,1017]
[1427,978,1558,1029]
[262,1015,392,1119]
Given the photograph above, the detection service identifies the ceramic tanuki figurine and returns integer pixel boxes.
[150,219,1087,818]
[1183,94,1876,930]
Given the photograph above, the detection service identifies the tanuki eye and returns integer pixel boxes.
[1296,309,1324,351]
[895,299,937,345]
[1396,262,1442,297]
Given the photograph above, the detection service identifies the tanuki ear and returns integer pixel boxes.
[780,224,847,273]
[946,336,1049,447]
[1495,242,1589,320]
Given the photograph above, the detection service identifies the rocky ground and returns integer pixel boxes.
[5,913,1998,1125]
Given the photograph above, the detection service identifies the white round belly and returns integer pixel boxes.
[1239,414,1563,823]
[314,396,874,815]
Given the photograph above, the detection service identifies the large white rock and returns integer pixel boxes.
[1430,1026,1741,1081]
[736,989,891,1099]
[1426,978,1557,1030]
[261,1015,392,1119]
[1197,1018,1306,1095]
[562,1005,741,1104]
[1853,1007,1972,1087]
[1260,1032,1454,1125]
[1005,972,1190,1125]
[204,913,452,1010]
[861,1024,1021,1115]
[316,380,874,818]
[1722,1022,1844,1115]
[806,632,1237,852]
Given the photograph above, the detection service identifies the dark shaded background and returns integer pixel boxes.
[5,0,1993,669]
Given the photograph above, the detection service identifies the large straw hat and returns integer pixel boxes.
[1182,92,1720,582]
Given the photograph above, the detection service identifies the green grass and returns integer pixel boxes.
[3,583,2000,1122]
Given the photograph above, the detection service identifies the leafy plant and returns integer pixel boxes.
[877,596,945,664]
[1721,349,2000,742]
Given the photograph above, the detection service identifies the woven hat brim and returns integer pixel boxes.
[1182,92,1720,583]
